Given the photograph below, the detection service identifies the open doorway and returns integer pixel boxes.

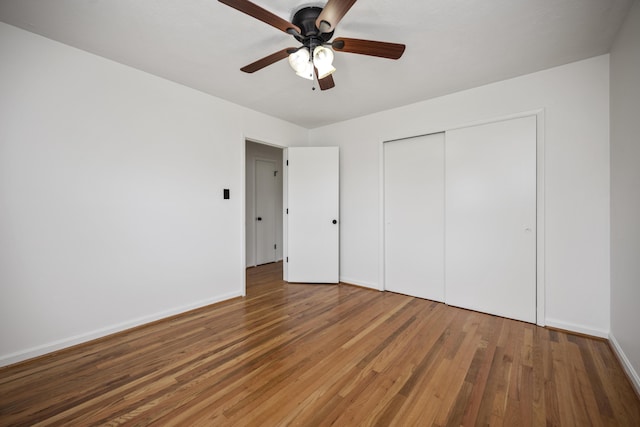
[245,140,284,267]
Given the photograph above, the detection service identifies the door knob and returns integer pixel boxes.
[332,219,337,224]
[257,217,262,221]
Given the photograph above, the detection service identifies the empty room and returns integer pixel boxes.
[1,0,639,425]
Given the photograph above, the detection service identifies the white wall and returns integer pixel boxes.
[0,22,307,366]
[309,55,611,337]
[610,0,640,394]
[245,141,284,267]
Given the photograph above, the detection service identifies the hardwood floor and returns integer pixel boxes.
[1,262,639,426]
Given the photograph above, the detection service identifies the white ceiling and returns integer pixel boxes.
[0,0,633,128]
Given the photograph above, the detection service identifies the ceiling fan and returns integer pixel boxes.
[218,0,406,90]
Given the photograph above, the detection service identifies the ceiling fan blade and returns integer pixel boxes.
[315,68,336,91]
[316,0,358,33]
[332,37,406,59]
[218,0,301,35]
[318,74,335,90]
[241,48,294,73]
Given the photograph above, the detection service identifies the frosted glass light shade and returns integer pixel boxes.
[295,62,314,80]
[288,49,309,71]
[313,46,336,79]
[289,49,313,80]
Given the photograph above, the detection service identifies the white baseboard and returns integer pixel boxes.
[609,333,640,398]
[0,291,243,368]
[544,318,609,338]
[339,276,382,291]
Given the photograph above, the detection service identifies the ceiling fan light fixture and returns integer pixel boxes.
[288,48,310,73]
[313,46,336,79]
[296,62,314,80]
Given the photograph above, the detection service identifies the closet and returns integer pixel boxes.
[384,115,537,323]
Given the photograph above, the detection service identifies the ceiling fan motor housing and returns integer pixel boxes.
[291,7,334,50]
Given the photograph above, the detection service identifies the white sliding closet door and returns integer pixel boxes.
[384,133,445,301]
[445,116,536,323]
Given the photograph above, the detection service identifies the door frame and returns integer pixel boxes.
[379,109,546,326]
[243,137,286,296]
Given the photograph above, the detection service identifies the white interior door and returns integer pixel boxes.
[445,116,537,323]
[255,159,277,265]
[384,133,445,301]
[286,147,339,283]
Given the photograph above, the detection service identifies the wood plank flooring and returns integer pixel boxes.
[1,262,639,426]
